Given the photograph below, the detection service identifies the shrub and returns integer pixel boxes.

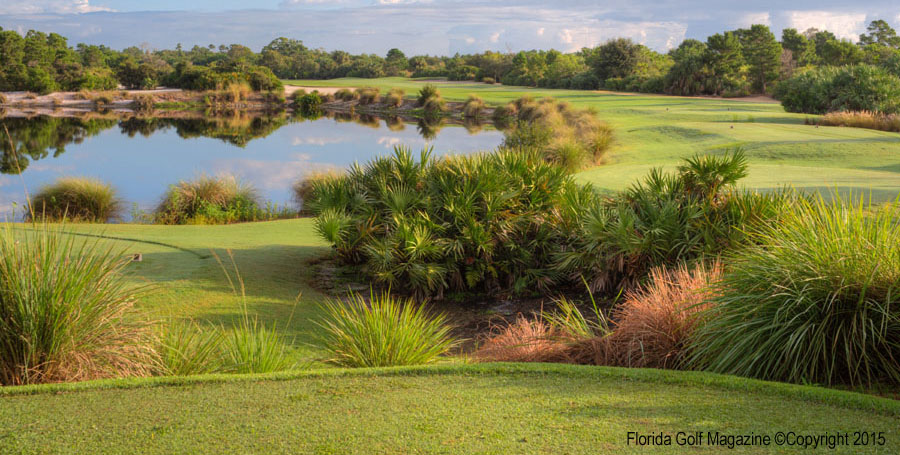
[0,93,6,104]
[776,65,900,114]
[130,94,155,112]
[334,88,358,101]
[416,84,440,105]
[688,195,900,386]
[310,146,581,297]
[462,95,485,118]
[356,87,380,105]
[154,175,262,224]
[382,87,405,107]
[555,150,789,291]
[499,97,613,171]
[28,177,123,222]
[315,291,457,367]
[219,316,295,374]
[482,77,496,84]
[292,169,344,212]
[0,224,155,385]
[605,262,722,369]
[295,91,323,116]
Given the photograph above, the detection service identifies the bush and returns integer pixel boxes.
[310,146,584,297]
[295,91,323,116]
[605,262,722,369]
[28,177,123,222]
[156,321,223,376]
[0,224,155,385]
[689,195,900,386]
[355,87,380,105]
[382,87,405,107]
[154,175,263,224]
[462,95,485,118]
[776,65,900,114]
[219,315,295,374]
[482,77,496,84]
[499,97,613,171]
[555,150,789,291]
[334,88,358,101]
[130,94,155,112]
[416,84,440,105]
[292,169,344,212]
[315,290,457,367]
[0,93,7,104]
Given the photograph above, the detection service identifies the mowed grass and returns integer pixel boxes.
[2,364,899,454]
[287,77,900,200]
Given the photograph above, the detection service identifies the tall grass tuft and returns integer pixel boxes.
[154,175,268,224]
[28,177,123,222]
[0,224,156,385]
[156,321,223,376]
[334,88,358,102]
[815,110,900,133]
[315,291,458,367]
[475,316,572,363]
[606,262,721,369]
[688,194,900,386]
[355,87,380,105]
[382,87,405,107]
[462,95,485,118]
[417,84,445,116]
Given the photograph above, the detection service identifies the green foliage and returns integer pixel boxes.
[0,224,155,385]
[219,316,295,374]
[382,87,405,107]
[499,96,613,171]
[310,146,582,296]
[689,195,900,386]
[295,91,323,116]
[315,290,457,367]
[334,88,358,101]
[156,321,223,376]
[737,24,782,93]
[28,177,123,222]
[154,175,293,224]
[776,65,900,114]
[556,150,788,291]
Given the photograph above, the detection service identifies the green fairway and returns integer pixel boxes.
[287,77,900,199]
[2,363,898,454]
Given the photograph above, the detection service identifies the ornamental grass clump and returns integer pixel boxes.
[154,175,261,224]
[688,195,900,386]
[0,224,156,385]
[28,177,123,222]
[315,290,458,367]
[382,87,405,107]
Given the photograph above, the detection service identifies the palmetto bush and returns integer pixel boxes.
[554,150,789,291]
[688,195,900,386]
[310,146,585,297]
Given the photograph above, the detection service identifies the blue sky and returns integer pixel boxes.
[1,1,899,55]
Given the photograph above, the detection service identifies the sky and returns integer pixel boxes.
[1,0,899,55]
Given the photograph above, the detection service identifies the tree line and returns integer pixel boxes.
[2,21,899,107]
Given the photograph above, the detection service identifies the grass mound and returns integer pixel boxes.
[28,177,123,222]
[689,194,900,386]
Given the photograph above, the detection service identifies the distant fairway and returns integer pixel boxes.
[287,77,900,200]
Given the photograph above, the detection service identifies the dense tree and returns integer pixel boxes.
[859,20,900,48]
[706,32,744,95]
[739,25,782,92]
[781,28,815,67]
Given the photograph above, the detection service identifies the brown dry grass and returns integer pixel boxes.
[602,262,723,369]
[813,111,900,133]
[474,316,575,363]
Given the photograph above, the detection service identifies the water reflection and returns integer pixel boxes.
[0,110,503,216]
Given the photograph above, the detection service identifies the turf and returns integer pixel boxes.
[2,363,898,454]
[286,77,900,200]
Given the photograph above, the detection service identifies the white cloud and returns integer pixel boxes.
[291,136,345,146]
[536,27,545,36]
[464,36,475,44]
[739,12,771,27]
[489,31,501,43]
[786,10,867,41]
[0,0,113,14]
[377,136,403,148]
[557,28,572,44]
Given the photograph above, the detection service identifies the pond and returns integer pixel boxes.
[0,112,504,219]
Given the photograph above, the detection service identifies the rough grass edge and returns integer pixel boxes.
[1,362,897,416]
